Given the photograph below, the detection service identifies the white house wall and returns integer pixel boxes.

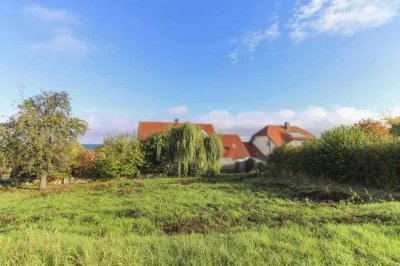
[253,136,276,156]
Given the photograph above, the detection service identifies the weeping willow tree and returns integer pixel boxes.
[204,134,223,176]
[141,123,222,177]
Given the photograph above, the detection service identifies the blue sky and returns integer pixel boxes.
[1,0,400,143]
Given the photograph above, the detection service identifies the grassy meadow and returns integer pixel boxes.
[1,175,400,265]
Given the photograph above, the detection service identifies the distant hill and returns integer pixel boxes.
[83,144,100,150]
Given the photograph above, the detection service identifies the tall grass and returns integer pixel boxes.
[1,176,400,265]
[1,224,399,265]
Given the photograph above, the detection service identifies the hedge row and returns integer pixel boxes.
[268,126,400,189]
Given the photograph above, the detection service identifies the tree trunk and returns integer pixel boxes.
[39,174,47,191]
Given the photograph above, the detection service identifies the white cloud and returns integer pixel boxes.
[229,49,239,64]
[79,112,137,144]
[25,4,77,24]
[78,106,400,144]
[290,0,400,41]
[25,4,90,55]
[30,28,90,55]
[0,114,10,123]
[243,22,281,52]
[229,22,281,63]
[197,106,400,140]
[167,105,189,116]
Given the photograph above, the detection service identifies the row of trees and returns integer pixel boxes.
[269,118,400,189]
[0,91,223,190]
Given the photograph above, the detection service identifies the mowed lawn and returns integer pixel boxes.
[1,175,400,265]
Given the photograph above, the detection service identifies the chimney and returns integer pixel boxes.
[174,118,179,123]
[284,121,290,130]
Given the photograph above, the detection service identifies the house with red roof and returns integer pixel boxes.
[246,122,315,158]
[138,120,216,140]
[220,134,250,160]
[137,121,250,162]
[219,134,251,172]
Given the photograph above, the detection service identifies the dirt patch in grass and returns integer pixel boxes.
[179,179,196,185]
[0,214,16,225]
[90,184,110,191]
[267,182,293,189]
[80,216,98,224]
[333,213,400,225]
[28,215,41,223]
[162,218,207,235]
[116,180,144,195]
[297,190,351,202]
[115,208,144,218]
[116,187,136,196]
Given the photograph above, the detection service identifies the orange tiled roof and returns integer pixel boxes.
[220,134,250,159]
[251,125,315,146]
[243,142,265,158]
[138,121,216,140]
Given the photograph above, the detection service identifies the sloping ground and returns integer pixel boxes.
[0,175,399,265]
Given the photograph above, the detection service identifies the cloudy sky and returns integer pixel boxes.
[1,0,400,143]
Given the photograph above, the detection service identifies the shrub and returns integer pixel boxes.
[73,150,97,178]
[256,162,266,174]
[269,145,302,175]
[245,158,256,173]
[269,125,400,189]
[317,126,370,182]
[385,116,400,137]
[354,119,390,137]
[95,134,143,178]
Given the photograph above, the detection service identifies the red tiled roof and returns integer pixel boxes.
[138,121,216,140]
[219,134,250,159]
[251,125,315,146]
[243,142,265,158]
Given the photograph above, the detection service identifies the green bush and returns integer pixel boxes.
[269,126,400,189]
[245,158,256,173]
[72,150,97,178]
[256,162,266,174]
[269,145,302,175]
[95,134,143,178]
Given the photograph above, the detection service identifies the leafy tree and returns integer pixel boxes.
[0,150,8,175]
[141,132,169,174]
[353,118,390,137]
[95,134,143,178]
[0,91,87,190]
[203,133,223,176]
[141,123,223,177]
[48,141,84,180]
[385,116,400,137]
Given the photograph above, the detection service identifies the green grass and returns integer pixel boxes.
[1,175,400,265]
